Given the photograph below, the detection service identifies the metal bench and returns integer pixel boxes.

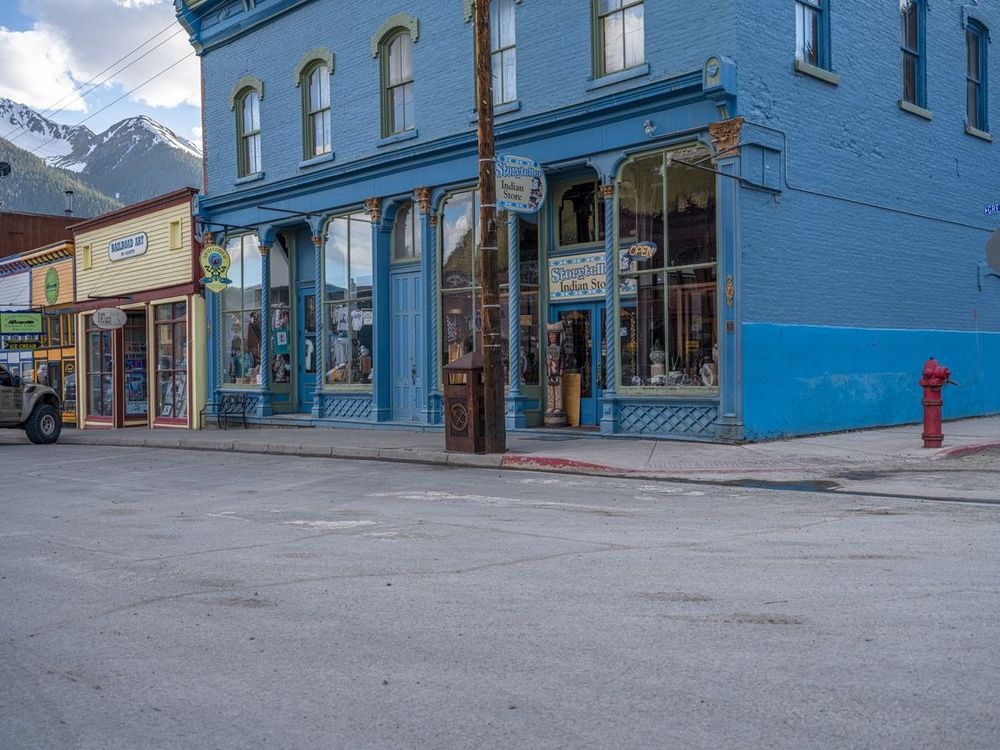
[214,392,253,429]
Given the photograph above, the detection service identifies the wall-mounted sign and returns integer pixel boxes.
[0,311,42,334]
[93,307,127,330]
[496,154,546,214]
[549,253,606,301]
[7,340,41,351]
[985,203,1000,217]
[108,232,148,262]
[199,244,233,293]
[44,267,60,305]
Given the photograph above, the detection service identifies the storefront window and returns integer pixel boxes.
[393,202,421,262]
[222,235,263,386]
[617,150,718,390]
[558,181,605,247]
[86,317,113,417]
[323,213,373,387]
[270,237,291,385]
[440,190,540,386]
[124,311,148,419]
[155,302,188,421]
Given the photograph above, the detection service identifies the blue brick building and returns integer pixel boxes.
[176,0,999,440]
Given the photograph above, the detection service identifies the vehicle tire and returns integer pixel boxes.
[24,403,61,445]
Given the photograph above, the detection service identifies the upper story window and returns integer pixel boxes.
[382,31,415,136]
[303,63,331,157]
[795,0,828,69]
[967,21,990,133]
[393,202,422,262]
[900,0,926,108]
[491,0,517,104]
[594,0,644,77]
[237,89,261,177]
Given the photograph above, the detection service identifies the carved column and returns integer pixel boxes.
[259,243,272,407]
[599,182,618,435]
[505,211,527,429]
[311,233,325,418]
[365,197,390,421]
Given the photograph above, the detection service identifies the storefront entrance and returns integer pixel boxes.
[390,266,423,421]
[297,286,317,410]
[550,302,606,427]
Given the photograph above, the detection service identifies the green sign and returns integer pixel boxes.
[45,267,60,305]
[0,312,42,334]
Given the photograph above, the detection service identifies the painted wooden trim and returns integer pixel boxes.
[371,14,418,57]
[229,75,264,110]
[293,48,334,86]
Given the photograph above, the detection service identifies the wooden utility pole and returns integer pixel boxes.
[474,0,506,453]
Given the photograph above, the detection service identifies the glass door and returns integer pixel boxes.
[123,311,148,422]
[552,302,606,426]
[297,288,317,410]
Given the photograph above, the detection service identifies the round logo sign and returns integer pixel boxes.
[199,244,233,293]
[44,267,60,305]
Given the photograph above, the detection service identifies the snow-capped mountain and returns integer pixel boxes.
[0,98,201,208]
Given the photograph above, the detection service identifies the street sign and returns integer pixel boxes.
[0,311,42,334]
[987,228,1000,274]
[495,154,546,214]
[93,307,127,330]
[199,244,233,293]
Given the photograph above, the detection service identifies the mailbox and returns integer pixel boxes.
[443,350,485,454]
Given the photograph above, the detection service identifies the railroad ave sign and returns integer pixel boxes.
[108,232,148,262]
[496,154,546,214]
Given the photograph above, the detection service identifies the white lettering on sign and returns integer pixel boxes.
[986,203,1000,217]
[108,232,148,262]
[549,253,606,300]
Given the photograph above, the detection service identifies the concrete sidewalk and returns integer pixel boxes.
[5,415,998,482]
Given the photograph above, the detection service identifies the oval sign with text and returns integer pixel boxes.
[93,307,127,330]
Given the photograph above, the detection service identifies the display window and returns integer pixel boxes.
[439,189,541,388]
[123,311,148,419]
[155,302,188,421]
[393,202,422,263]
[616,148,718,391]
[222,234,263,386]
[557,181,606,248]
[322,212,373,387]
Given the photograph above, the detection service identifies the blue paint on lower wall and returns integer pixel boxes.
[743,323,1000,440]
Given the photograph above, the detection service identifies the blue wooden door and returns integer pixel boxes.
[297,287,317,410]
[551,302,606,426]
[390,268,423,421]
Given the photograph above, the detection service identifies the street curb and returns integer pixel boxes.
[933,441,1000,459]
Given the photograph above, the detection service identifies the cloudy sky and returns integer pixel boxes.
[0,0,200,143]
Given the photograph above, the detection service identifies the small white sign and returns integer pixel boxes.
[93,307,127,330]
[108,232,148,262]
[496,154,546,214]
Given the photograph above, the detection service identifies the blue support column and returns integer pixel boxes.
[367,198,392,422]
[205,231,221,422]
[599,183,618,435]
[505,212,528,429]
[311,233,325,418]
[421,206,442,424]
[258,242,273,416]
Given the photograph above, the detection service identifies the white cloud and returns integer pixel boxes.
[191,125,203,143]
[0,0,198,114]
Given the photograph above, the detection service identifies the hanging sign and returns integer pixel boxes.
[108,232,148,262]
[93,307,127,330]
[199,244,233,293]
[0,311,42,334]
[496,154,546,214]
[44,267,60,305]
[549,253,606,301]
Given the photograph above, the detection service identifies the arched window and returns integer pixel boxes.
[966,20,990,133]
[381,30,414,136]
[303,63,331,157]
[393,202,422,262]
[236,89,261,177]
[900,0,926,108]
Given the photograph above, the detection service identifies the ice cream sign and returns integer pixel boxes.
[108,232,148,262]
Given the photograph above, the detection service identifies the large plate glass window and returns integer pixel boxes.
[617,148,718,391]
[323,213,374,387]
[221,234,263,386]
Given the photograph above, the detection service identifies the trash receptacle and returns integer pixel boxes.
[443,350,485,453]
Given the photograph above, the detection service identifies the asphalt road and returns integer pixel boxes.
[2,444,999,749]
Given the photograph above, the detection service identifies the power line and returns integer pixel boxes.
[1,21,186,143]
[25,54,193,159]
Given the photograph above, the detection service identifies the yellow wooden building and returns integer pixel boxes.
[73,188,206,429]
[25,241,78,423]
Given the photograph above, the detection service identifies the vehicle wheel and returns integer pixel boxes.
[24,403,61,444]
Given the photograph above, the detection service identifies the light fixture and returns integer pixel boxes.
[643,120,656,137]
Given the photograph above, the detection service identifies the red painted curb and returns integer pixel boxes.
[935,441,1000,459]
[501,455,640,474]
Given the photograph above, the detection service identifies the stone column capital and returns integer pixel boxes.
[364,197,382,225]
[414,187,431,214]
[708,116,745,156]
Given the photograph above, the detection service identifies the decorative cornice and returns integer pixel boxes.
[229,75,263,110]
[371,13,419,57]
[414,187,431,214]
[70,187,199,235]
[708,116,744,156]
[364,197,382,224]
[293,48,334,86]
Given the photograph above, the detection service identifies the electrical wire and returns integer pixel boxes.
[1,22,186,142]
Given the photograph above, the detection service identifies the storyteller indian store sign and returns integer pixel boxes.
[549,253,606,301]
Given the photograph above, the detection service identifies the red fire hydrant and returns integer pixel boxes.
[920,357,951,448]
